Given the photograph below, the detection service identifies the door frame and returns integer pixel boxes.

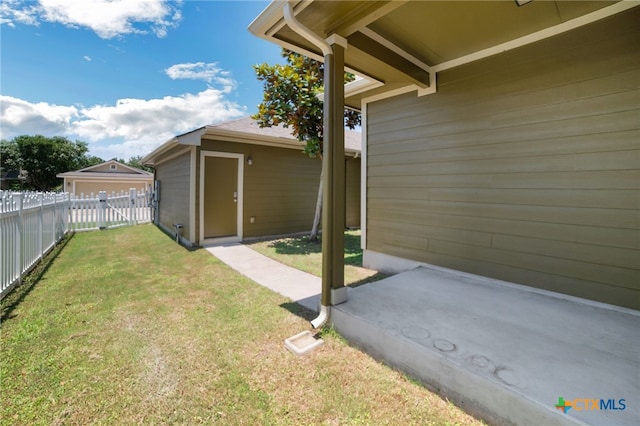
[199,151,244,245]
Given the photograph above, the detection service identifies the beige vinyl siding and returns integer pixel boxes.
[86,163,117,173]
[366,9,640,309]
[72,180,151,196]
[155,151,191,240]
[200,140,322,238]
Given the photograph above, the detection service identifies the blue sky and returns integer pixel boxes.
[0,0,284,160]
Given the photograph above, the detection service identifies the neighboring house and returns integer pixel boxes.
[0,168,25,190]
[250,1,640,310]
[57,160,153,196]
[142,116,361,247]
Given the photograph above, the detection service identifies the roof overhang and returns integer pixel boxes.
[201,126,307,150]
[57,160,153,178]
[249,0,638,106]
[142,128,205,166]
[55,172,153,180]
[201,124,361,156]
[143,121,361,166]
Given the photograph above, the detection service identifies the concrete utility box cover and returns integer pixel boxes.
[284,331,323,356]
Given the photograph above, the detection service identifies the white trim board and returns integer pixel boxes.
[189,146,197,243]
[199,151,244,245]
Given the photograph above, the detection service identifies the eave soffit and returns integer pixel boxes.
[252,0,629,96]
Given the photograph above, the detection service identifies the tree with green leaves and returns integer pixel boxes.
[0,140,24,189]
[253,49,360,241]
[0,140,22,172]
[116,156,154,173]
[84,155,105,168]
[1,135,102,191]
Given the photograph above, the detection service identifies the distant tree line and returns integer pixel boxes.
[0,135,153,192]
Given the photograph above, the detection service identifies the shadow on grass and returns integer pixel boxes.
[279,301,317,322]
[268,237,320,256]
[278,271,392,323]
[269,231,364,264]
[1,232,74,323]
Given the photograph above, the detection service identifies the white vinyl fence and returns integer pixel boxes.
[68,189,152,232]
[1,189,152,298]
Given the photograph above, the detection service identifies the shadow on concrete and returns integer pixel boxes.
[348,271,390,288]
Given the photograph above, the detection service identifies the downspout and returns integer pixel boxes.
[283,1,331,328]
[283,2,332,56]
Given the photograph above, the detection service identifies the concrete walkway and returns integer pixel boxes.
[204,243,320,312]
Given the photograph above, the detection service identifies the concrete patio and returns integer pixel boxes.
[205,243,639,425]
[332,266,640,426]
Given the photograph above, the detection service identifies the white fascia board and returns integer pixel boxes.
[248,1,322,61]
[142,138,178,165]
[361,84,422,105]
[144,147,192,168]
[359,27,432,73]
[203,128,302,150]
[249,0,381,90]
[143,128,205,166]
[248,0,292,39]
[345,75,384,98]
[176,128,206,146]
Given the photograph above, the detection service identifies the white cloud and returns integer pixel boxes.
[0,0,182,39]
[0,96,79,136]
[0,89,246,159]
[0,0,39,26]
[83,55,91,61]
[165,62,237,89]
[91,136,176,161]
[72,88,246,142]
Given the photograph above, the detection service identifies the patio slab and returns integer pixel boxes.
[331,266,640,426]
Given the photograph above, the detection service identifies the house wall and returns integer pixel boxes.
[199,139,361,240]
[88,163,118,173]
[364,9,639,309]
[70,180,151,196]
[200,140,319,239]
[155,151,192,242]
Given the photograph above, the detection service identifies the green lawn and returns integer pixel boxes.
[1,225,482,425]
[248,230,388,286]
